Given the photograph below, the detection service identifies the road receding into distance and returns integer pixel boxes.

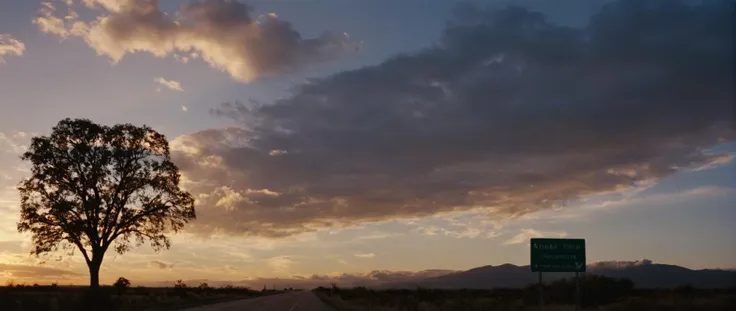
[180,291,334,311]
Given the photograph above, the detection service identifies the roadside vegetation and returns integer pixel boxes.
[0,279,288,311]
[313,275,736,311]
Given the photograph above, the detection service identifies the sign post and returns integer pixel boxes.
[538,271,544,310]
[575,271,580,311]
[530,238,586,311]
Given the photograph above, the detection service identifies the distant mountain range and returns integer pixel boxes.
[146,260,736,289]
[383,261,736,289]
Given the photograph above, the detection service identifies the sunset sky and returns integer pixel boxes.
[0,0,734,287]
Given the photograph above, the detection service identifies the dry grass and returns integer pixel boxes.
[598,294,736,311]
[314,288,736,311]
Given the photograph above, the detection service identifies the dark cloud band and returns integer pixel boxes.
[174,0,734,237]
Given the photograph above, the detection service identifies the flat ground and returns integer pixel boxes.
[313,287,736,311]
[180,291,334,311]
[0,285,287,311]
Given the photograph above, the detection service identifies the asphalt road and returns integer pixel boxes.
[180,291,335,311]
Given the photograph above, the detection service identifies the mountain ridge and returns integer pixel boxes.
[142,261,736,289]
[381,262,736,289]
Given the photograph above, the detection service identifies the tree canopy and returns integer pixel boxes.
[17,118,195,288]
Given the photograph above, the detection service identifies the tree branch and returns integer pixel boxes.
[71,238,92,265]
[101,153,145,243]
[108,202,171,244]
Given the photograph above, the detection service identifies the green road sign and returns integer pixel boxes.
[530,238,586,272]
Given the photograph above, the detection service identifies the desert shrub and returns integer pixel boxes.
[174,280,188,298]
[580,275,634,307]
[521,274,634,307]
[197,282,212,295]
[414,287,447,308]
[522,275,634,307]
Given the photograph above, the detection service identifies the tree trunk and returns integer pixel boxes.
[88,249,105,289]
[89,262,100,289]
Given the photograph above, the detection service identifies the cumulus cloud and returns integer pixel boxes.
[173,0,734,238]
[34,2,70,38]
[503,229,568,245]
[154,77,184,92]
[82,0,126,12]
[0,34,25,64]
[589,259,653,269]
[354,253,376,259]
[34,0,358,82]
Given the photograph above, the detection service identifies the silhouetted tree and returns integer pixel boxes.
[17,118,196,289]
[174,279,189,297]
[113,277,131,294]
[175,280,188,288]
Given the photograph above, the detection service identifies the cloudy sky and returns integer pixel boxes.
[0,0,734,286]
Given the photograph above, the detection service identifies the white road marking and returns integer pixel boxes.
[287,298,301,311]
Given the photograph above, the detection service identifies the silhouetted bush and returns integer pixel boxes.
[315,275,643,310]
[521,274,633,307]
[174,279,188,298]
[197,282,213,295]
[113,277,131,295]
